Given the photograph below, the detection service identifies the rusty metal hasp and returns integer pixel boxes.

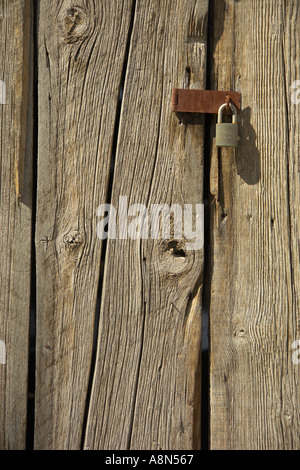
[171,89,241,114]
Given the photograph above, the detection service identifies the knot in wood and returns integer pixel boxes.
[62,231,84,251]
[158,240,192,276]
[59,4,91,43]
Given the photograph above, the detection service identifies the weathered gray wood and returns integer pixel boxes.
[0,0,32,449]
[35,0,134,449]
[209,0,300,449]
[84,0,208,450]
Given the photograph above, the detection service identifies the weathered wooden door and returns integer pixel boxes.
[0,0,299,450]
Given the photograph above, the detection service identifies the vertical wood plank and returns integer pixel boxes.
[84,0,208,450]
[209,0,300,449]
[0,0,32,449]
[35,0,134,449]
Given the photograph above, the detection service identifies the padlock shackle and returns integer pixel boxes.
[217,103,237,124]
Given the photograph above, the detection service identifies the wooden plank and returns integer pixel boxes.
[0,0,32,449]
[84,0,208,450]
[209,0,300,449]
[35,0,134,449]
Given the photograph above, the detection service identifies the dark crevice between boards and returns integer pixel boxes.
[200,0,215,451]
[26,1,38,451]
[80,0,137,450]
[281,39,294,304]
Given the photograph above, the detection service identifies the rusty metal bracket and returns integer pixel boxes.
[171,89,241,114]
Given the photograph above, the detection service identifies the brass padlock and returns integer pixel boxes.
[216,103,238,147]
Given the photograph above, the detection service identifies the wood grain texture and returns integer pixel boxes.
[35,0,134,449]
[0,0,32,449]
[209,0,300,449]
[83,0,208,450]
